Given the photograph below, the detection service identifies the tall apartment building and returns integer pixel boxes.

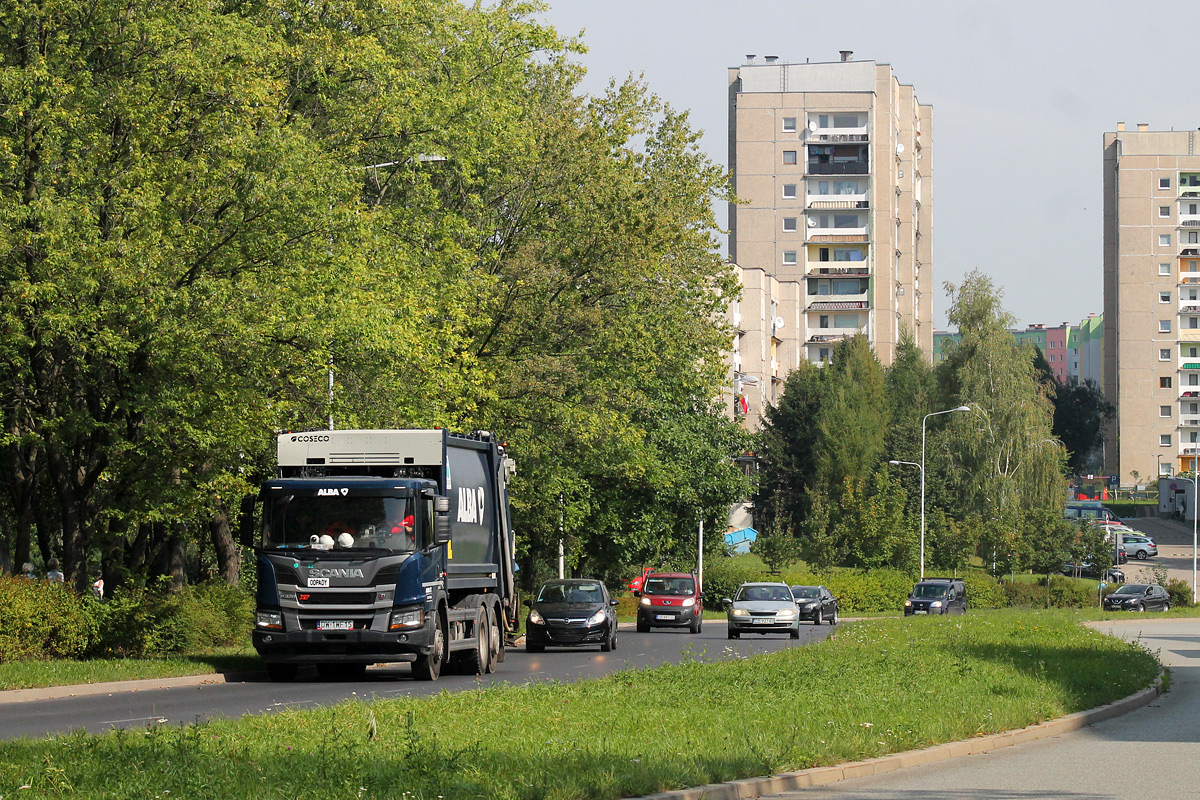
[1103,124,1200,481]
[726,53,933,427]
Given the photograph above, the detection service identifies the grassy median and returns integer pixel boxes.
[0,610,1159,799]
[0,647,261,690]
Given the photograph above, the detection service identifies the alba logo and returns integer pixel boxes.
[316,488,349,496]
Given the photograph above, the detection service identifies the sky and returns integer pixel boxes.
[534,0,1194,329]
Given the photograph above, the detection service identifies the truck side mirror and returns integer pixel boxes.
[237,494,257,548]
[433,512,451,546]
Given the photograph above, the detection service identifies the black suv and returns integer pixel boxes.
[904,578,967,616]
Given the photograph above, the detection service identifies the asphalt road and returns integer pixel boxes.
[760,618,1200,799]
[0,620,833,741]
[1118,516,1199,589]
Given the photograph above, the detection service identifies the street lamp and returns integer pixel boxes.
[890,405,972,580]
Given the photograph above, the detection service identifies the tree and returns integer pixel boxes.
[936,271,1067,576]
[755,361,826,543]
[1052,377,1114,474]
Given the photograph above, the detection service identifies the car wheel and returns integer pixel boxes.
[829,606,838,625]
[636,618,650,633]
[1164,602,1170,613]
[601,625,614,652]
[689,614,701,634]
[814,609,823,625]
[789,626,800,639]
[1137,550,1148,560]
[1137,604,1145,613]
[728,630,739,640]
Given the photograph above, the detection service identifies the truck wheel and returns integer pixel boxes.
[266,663,297,683]
[485,609,502,673]
[636,618,650,633]
[462,608,490,675]
[412,612,446,681]
[689,614,701,634]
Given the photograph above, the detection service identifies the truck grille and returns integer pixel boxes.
[298,592,375,605]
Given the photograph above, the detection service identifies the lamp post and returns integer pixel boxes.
[890,405,972,580]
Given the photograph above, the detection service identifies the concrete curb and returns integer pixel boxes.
[0,672,249,705]
[631,672,1165,800]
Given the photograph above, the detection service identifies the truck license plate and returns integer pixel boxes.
[307,578,329,588]
[317,620,353,631]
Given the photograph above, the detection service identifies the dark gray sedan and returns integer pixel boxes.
[1103,583,1170,612]
[790,584,839,625]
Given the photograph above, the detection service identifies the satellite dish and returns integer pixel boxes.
[807,120,818,133]
[896,142,905,155]
[774,316,785,330]
[806,217,817,227]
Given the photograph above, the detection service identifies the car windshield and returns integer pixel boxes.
[791,586,820,599]
[263,494,415,553]
[737,586,792,602]
[643,577,695,596]
[912,583,949,599]
[537,582,604,604]
[1113,585,1147,595]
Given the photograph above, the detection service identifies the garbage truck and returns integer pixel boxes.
[243,429,518,681]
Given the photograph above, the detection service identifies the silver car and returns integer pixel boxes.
[1119,534,1158,560]
[722,582,800,639]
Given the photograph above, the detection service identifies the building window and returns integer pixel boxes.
[782,184,797,199]
[1161,434,1172,446]
[818,347,830,361]
[782,250,797,265]
[1161,349,1171,360]
[1161,319,1172,333]
[782,217,797,232]
[1161,206,1172,218]
[1192,374,1200,386]
[1161,263,1172,275]
[1191,317,1199,329]
[1160,234,1172,247]
[1161,292,1172,303]
[1161,406,1172,417]
[1162,377,1174,388]
[1190,232,1199,244]
[1161,177,1172,190]
[819,315,829,328]
[1191,347,1198,357]
[783,151,797,165]
[1190,260,1199,272]
[782,117,797,132]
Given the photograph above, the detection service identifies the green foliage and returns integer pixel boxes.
[0,578,97,661]
[1003,575,1096,609]
[960,573,1007,609]
[1165,578,1194,608]
[701,557,914,613]
[1052,377,1114,474]
[0,577,250,661]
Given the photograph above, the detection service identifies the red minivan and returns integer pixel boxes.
[634,572,703,633]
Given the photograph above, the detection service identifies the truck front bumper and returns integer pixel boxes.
[253,625,435,664]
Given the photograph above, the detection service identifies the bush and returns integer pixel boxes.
[0,577,98,661]
[1003,575,1097,609]
[962,573,1007,609]
[1166,578,1193,609]
[701,557,915,613]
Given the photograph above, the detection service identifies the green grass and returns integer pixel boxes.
[0,610,1160,799]
[0,647,262,691]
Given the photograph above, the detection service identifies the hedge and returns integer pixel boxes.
[0,577,252,662]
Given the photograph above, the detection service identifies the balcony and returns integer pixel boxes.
[806,198,869,210]
[1181,249,1200,257]
[1180,304,1200,315]
[1179,273,1200,284]
[805,265,869,277]
[806,127,869,144]
[807,161,869,176]
[808,231,869,244]
[1180,390,1200,398]
[806,330,865,344]
[1180,218,1200,227]
[1181,418,1200,428]
[1182,330,1200,342]
[806,299,870,312]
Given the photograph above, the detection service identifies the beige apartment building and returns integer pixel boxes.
[1103,124,1200,481]
[726,53,933,428]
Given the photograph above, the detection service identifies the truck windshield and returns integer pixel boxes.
[263,495,416,553]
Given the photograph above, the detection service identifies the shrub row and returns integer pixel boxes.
[0,578,252,662]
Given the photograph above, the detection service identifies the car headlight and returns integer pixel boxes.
[681,597,695,607]
[388,608,423,631]
[528,609,544,625]
[731,608,749,616]
[640,597,651,606]
[256,611,283,630]
[904,600,912,607]
[930,601,943,608]
[587,609,606,626]
[776,608,797,618]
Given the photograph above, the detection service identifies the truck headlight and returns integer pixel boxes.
[528,609,544,626]
[587,609,606,626]
[256,611,283,630]
[389,608,424,631]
